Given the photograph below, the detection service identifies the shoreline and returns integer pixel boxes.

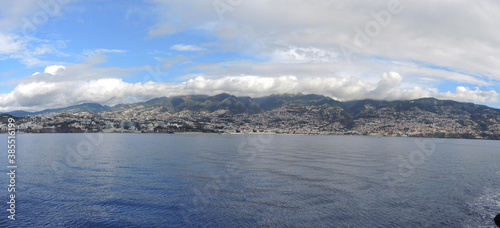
[2,131,498,141]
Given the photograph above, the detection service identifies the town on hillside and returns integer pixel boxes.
[1,94,500,140]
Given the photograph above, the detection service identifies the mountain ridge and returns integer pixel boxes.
[2,94,499,117]
[4,103,112,117]
[4,93,500,139]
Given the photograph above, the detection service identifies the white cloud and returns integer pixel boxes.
[148,0,500,85]
[148,23,177,38]
[0,0,75,31]
[44,65,66,75]
[2,0,499,111]
[31,65,66,76]
[437,87,499,103]
[0,34,69,67]
[0,33,24,55]
[171,44,206,52]
[0,0,74,66]
[0,0,52,30]
[18,55,141,84]
[0,66,497,112]
[83,49,127,56]
[271,46,339,63]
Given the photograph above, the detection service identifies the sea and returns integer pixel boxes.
[0,133,499,227]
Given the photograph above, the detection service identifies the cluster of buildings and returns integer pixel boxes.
[1,102,500,139]
[350,106,488,137]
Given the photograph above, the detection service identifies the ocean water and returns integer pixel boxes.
[1,133,499,227]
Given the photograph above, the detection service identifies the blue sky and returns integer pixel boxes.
[0,0,499,111]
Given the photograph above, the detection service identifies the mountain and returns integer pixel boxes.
[3,103,112,117]
[344,97,500,118]
[0,114,17,122]
[165,93,261,114]
[4,93,500,139]
[3,110,33,117]
[4,94,500,118]
[112,93,263,115]
[253,93,344,111]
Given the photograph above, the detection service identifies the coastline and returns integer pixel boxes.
[3,131,498,141]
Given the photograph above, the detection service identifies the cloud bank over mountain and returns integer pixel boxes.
[0,0,499,111]
[0,65,496,112]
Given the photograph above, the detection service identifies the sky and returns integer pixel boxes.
[0,0,499,112]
